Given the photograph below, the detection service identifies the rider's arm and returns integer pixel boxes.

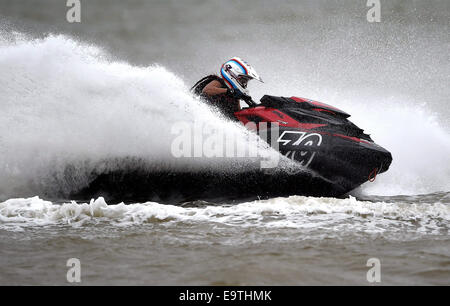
[202,80,228,96]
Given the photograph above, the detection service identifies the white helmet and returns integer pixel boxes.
[220,57,263,95]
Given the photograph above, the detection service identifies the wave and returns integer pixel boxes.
[0,195,449,236]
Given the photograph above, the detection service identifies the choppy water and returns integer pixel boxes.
[0,0,449,285]
[1,192,449,285]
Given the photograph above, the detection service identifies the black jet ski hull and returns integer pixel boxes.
[272,126,392,193]
[70,165,351,204]
[69,95,392,203]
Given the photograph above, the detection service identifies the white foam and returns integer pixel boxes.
[1,196,448,236]
[338,94,450,196]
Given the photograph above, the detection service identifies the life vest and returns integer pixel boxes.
[191,75,240,120]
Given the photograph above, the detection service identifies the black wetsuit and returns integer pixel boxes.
[191,75,240,120]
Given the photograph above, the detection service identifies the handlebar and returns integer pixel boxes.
[242,95,257,107]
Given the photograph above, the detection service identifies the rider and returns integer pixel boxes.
[191,57,263,120]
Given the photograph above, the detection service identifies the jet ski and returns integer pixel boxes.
[69,95,392,203]
[235,95,392,195]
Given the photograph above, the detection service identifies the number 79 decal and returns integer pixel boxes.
[277,131,323,167]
